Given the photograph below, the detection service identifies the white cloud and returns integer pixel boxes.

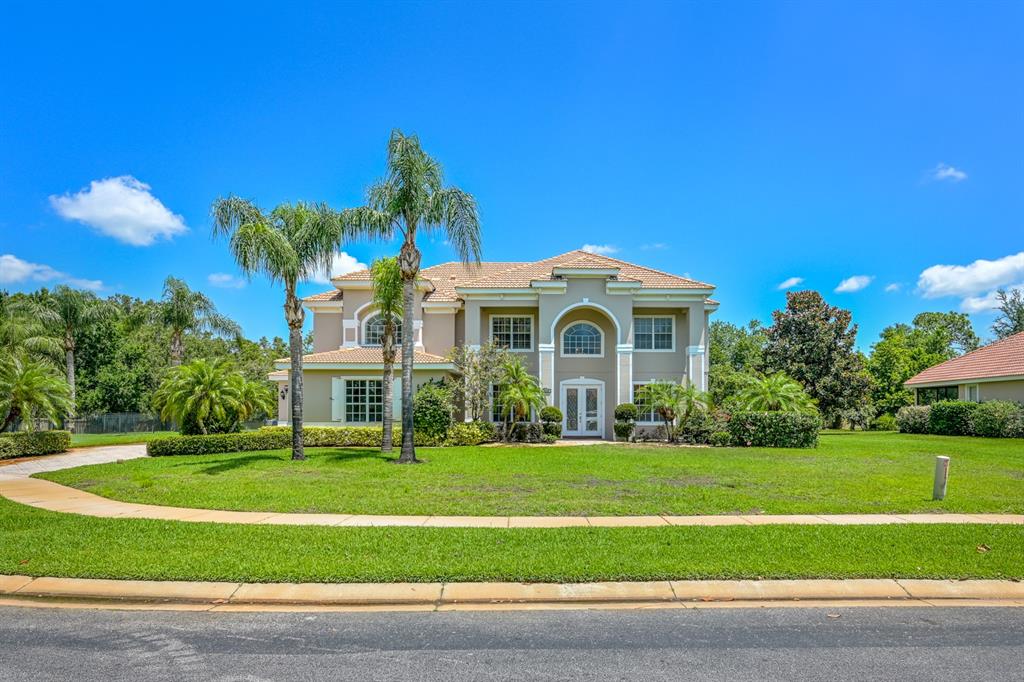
[49,176,188,246]
[310,251,368,284]
[640,243,668,251]
[960,284,1024,313]
[580,244,618,256]
[835,275,874,293]
[0,254,103,290]
[776,276,803,290]
[884,283,902,293]
[208,273,246,289]
[917,252,1024,299]
[928,162,967,183]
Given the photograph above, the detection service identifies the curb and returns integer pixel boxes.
[2,576,1023,611]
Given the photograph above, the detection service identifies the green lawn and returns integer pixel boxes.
[70,432,177,448]
[42,432,1024,515]
[1,496,1020,582]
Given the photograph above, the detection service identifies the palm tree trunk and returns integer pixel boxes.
[397,237,420,464]
[0,406,20,433]
[285,291,305,461]
[381,336,395,453]
[65,346,76,421]
[170,330,184,367]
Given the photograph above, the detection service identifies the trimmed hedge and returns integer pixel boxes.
[0,430,72,459]
[497,421,544,443]
[869,414,898,431]
[929,400,978,436]
[971,401,1024,439]
[896,405,930,434]
[726,411,821,448]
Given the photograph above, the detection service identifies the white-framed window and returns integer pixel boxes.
[632,382,659,423]
[491,315,533,351]
[363,314,402,347]
[345,379,383,423]
[966,384,980,402]
[490,383,503,422]
[562,322,603,357]
[634,315,674,351]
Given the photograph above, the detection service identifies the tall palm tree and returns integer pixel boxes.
[36,286,114,418]
[211,198,360,460]
[343,130,481,463]
[160,276,241,366]
[371,256,403,453]
[735,372,818,414]
[0,355,73,432]
[497,357,545,441]
[636,381,709,442]
[0,292,61,364]
[153,358,273,435]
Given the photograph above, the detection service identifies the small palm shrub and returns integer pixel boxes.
[929,400,978,436]
[734,372,818,414]
[896,405,930,434]
[152,359,274,435]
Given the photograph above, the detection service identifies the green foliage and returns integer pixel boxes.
[971,401,1024,438]
[447,343,514,422]
[763,291,871,426]
[709,430,733,447]
[928,400,978,436]
[412,382,454,440]
[542,421,562,438]
[896,405,931,434]
[160,276,240,364]
[152,359,274,435]
[498,422,544,443]
[869,414,898,431]
[708,320,767,408]
[678,408,729,445]
[0,355,73,432]
[442,421,497,446]
[613,403,638,422]
[613,421,635,439]
[0,291,62,364]
[0,430,71,458]
[540,405,563,424]
[635,381,709,442]
[734,372,818,414]
[496,357,545,439]
[992,288,1024,340]
[540,433,558,444]
[727,411,821,448]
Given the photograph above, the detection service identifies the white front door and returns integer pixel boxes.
[561,382,603,437]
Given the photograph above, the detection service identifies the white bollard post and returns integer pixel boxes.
[933,456,950,501]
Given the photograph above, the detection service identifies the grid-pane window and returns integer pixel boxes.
[491,384,503,422]
[563,323,602,356]
[364,315,401,346]
[491,316,532,351]
[633,384,657,423]
[635,316,673,350]
[916,386,958,405]
[345,379,383,423]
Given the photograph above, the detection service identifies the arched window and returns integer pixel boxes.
[562,322,602,356]
[363,314,402,346]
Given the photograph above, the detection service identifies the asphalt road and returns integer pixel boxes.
[0,605,1022,681]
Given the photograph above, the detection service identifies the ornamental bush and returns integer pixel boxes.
[497,421,543,443]
[412,382,454,441]
[0,430,71,458]
[929,400,978,436]
[613,421,635,440]
[540,406,563,424]
[970,401,1024,438]
[896,405,930,434]
[613,403,638,422]
[726,411,821,448]
[678,409,729,445]
[869,414,898,431]
[709,430,733,447]
[443,421,498,446]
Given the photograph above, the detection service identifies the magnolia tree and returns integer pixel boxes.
[447,342,512,421]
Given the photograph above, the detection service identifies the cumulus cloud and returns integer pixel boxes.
[0,253,103,290]
[49,176,188,246]
[310,251,368,284]
[580,244,618,256]
[884,283,902,293]
[835,275,874,293]
[959,284,1024,313]
[928,163,967,183]
[918,251,1024,299]
[208,273,246,289]
[776,276,803,290]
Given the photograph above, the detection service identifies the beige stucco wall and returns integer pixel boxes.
[478,305,539,374]
[422,311,456,357]
[552,308,617,438]
[976,379,1024,402]
[312,312,343,353]
[631,306,689,382]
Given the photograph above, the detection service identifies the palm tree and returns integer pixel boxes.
[211,198,361,460]
[735,372,818,414]
[0,292,61,364]
[0,355,73,432]
[342,130,481,463]
[36,286,114,418]
[497,358,545,441]
[636,381,709,442]
[152,358,273,435]
[371,256,403,453]
[160,276,241,366]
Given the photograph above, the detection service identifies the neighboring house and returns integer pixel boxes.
[272,249,718,439]
[904,331,1024,404]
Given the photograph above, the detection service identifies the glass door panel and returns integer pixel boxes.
[585,388,599,433]
[565,388,579,432]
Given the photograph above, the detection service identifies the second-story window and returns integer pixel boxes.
[491,315,533,351]
[634,316,674,351]
[562,322,603,356]
[364,314,402,346]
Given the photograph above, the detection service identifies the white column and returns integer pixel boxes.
[616,344,633,406]
[538,343,555,405]
[464,300,482,350]
[686,302,707,391]
[342,319,359,347]
[413,320,424,350]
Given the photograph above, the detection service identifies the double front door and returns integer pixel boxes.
[561,382,603,437]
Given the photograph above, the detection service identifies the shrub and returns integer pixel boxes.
[0,430,71,458]
[613,421,635,440]
[929,400,978,436]
[542,421,562,438]
[870,414,898,431]
[710,430,733,447]
[497,421,543,443]
[896,405,930,434]
[678,409,729,445]
[613,403,638,422]
[726,411,821,448]
[413,382,454,441]
[474,420,499,442]
[539,406,563,424]
[540,433,558,444]
[971,401,1024,438]
[443,421,496,446]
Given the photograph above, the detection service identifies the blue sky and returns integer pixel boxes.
[1,1,1022,349]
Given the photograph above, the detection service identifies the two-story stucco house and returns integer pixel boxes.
[271,250,717,440]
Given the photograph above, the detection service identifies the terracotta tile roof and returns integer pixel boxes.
[329,261,527,302]
[905,331,1024,385]
[458,250,714,290]
[303,290,344,302]
[275,347,453,366]
[268,369,289,381]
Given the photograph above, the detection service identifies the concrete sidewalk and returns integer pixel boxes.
[2,575,1023,611]
[1,445,1022,527]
